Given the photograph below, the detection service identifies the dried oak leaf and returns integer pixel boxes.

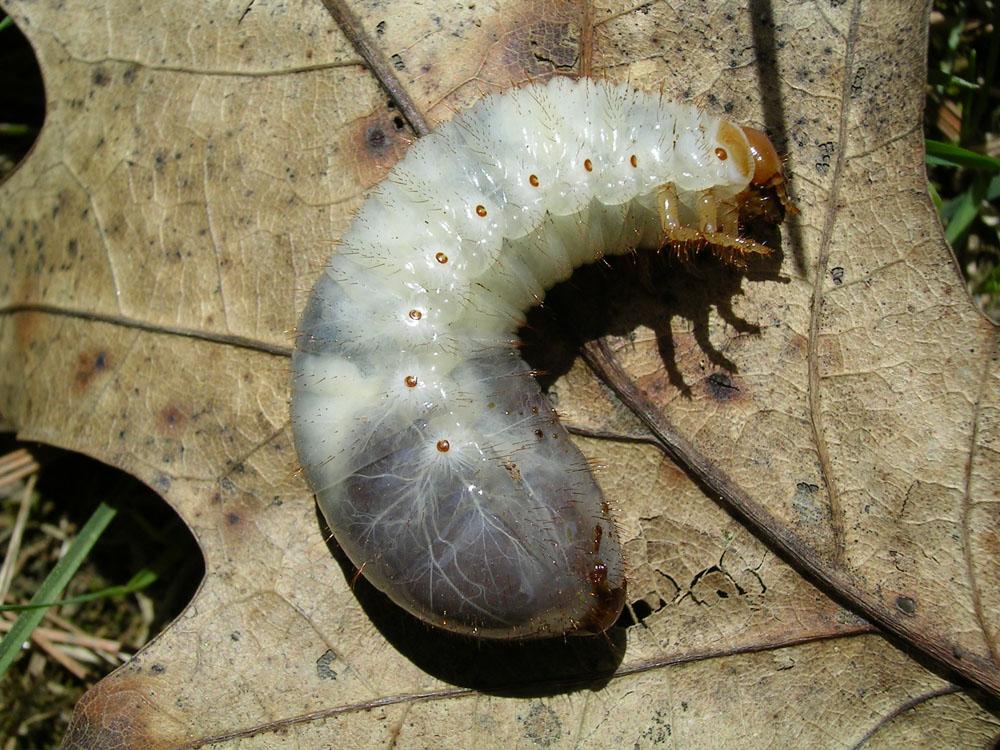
[0,0,997,748]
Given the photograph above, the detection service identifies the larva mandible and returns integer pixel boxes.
[292,77,791,639]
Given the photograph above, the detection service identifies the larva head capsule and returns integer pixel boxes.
[714,120,797,227]
[740,126,783,187]
[727,122,797,216]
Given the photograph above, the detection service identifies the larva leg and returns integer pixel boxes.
[696,190,718,234]
[709,194,773,260]
[701,230,773,261]
[657,182,681,232]
[696,191,773,258]
[717,198,740,237]
[770,174,799,216]
[662,222,773,265]
[658,184,771,263]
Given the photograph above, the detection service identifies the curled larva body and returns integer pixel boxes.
[293,77,786,639]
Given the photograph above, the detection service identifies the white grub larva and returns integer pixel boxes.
[292,77,792,639]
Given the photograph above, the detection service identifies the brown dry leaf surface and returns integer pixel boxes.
[0,0,998,747]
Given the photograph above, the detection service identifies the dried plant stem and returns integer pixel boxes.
[0,473,37,602]
[0,449,39,493]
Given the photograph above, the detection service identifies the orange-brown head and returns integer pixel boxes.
[716,121,797,217]
[741,126,783,187]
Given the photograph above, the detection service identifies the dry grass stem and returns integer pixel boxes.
[0,472,37,601]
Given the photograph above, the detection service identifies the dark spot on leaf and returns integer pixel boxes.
[519,702,562,747]
[792,482,826,525]
[624,597,667,626]
[316,649,338,680]
[91,67,110,87]
[706,371,739,400]
[73,350,110,392]
[831,266,845,285]
[640,709,672,743]
[366,126,387,151]
[158,405,186,431]
[226,512,241,526]
[895,595,916,615]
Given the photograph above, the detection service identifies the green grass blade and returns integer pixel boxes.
[944,177,989,246]
[925,140,1000,172]
[927,68,980,91]
[945,12,963,63]
[928,181,944,215]
[0,502,117,680]
[0,123,34,137]
[987,174,1000,202]
[0,568,157,613]
[978,265,1000,297]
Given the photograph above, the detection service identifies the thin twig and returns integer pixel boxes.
[0,448,36,473]
[0,449,40,493]
[0,473,38,602]
[0,619,120,653]
[29,629,89,679]
[42,610,129,666]
[320,0,431,137]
